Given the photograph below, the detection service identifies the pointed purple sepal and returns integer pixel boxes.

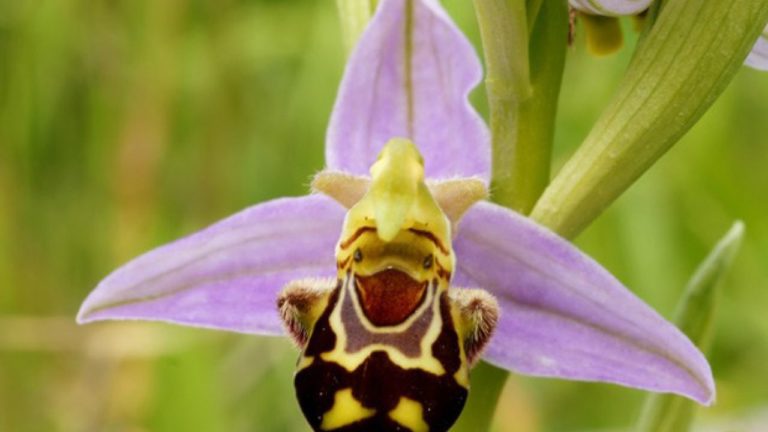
[453,202,715,404]
[326,0,490,182]
[78,195,344,335]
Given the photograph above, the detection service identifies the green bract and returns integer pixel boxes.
[531,0,768,238]
[637,222,745,432]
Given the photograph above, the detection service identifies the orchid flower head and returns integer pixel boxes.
[78,0,715,430]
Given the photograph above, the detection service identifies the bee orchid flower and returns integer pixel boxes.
[78,0,714,430]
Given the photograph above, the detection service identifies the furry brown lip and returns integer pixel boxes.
[354,269,428,327]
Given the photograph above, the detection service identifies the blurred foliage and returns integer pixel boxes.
[1,0,767,431]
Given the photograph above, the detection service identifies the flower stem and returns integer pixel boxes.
[335,0,374,55]
[454,2,569,431]
[476,0,568,215]
[452,362,508,432]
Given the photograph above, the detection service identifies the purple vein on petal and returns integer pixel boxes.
[404,0,415,136]
[326,0,491,181]
[78,195,345,335]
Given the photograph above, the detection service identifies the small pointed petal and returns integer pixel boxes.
[312,170,371,209]
[453,202,714,404]
[313,169,488,226]
[569,0,652,16]
[326,0,490,182]
[78,195,344,335]
[746,26,768,71]
[427,177,488,224]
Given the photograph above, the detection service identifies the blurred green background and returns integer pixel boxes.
[1,1,767,431]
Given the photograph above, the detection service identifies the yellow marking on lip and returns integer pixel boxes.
[337,139,453,260]
[297,355,314,371]
[450,303,470,388]
[323,282,446,375]
[320,388,376,430]
[454,367,470,389]
[389,397,429,432]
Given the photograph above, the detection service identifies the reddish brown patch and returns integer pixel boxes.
[355,270,427,326]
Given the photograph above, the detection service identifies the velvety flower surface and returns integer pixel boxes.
[79,0,714,405]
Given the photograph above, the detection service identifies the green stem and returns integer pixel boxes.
[335,0,374,55]
[476,0,568,214]
[510,0,568,213]
[452,362,508,432]
[459,2,531,428]
[474,0,530,214]
[454,2,568,431]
